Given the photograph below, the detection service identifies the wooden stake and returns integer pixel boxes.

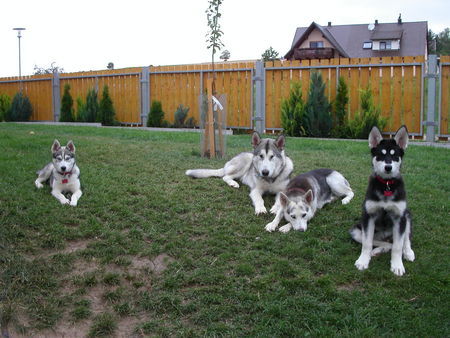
[206,78,215,158]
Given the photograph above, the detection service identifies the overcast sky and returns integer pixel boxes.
[1,0,448,78]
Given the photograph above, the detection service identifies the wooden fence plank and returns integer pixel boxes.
[265,61,275,129]
[272,60,283,129]
[300,59,310,105]
[392,56,403,131]
[402,56,415,133]
[380,57,393,130]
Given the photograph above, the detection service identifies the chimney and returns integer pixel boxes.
[328,22,331,27]
[398,13,402,24]
[375,19,378,25]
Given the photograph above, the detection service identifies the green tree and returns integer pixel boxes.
[59,84,74,122]
[436,28,450,55]
[147,100,165,127]
[346,87,387,139]
[428,28,450,55]
[75,97,87,122]
[7,92,33,121]
[99,85,117,125]
[261,47,279,61]
[0,94,11,121]
[85,89,99,122]
[331,77,349,137]
[304,72,332,137]
[281,82,306,136]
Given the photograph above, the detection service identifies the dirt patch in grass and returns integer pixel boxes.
[131,253,175,275]
[116,315,147,338]
[60,240,91,254]
[336,281,364,292]
[31,239,94,260]
[30,320,91,338]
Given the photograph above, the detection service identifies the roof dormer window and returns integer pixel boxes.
[363,41,373,49]
[379,41,392,50]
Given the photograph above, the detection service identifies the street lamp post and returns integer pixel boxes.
[13,27,26,80]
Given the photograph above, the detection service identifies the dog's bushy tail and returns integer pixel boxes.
[185,168,224,178]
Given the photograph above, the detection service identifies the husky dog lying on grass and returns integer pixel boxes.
[265,169,354,233]
[186,132,293,215]
[35,139,82,206]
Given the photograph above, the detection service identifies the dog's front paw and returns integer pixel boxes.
[59,198,70,205]
[269,204,280,214]
[69,200,78,207]
[403,249,415,262]
[391,260,406,276]
[279,223,292,233]
[355,255,371,271]
[255,205,267,215]
[265,222,277,232]
[229,181,240,188]
[35,180,43,189]
[341,192,354,205]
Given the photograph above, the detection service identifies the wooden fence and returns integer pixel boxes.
[149,62,254,129]
[60,68,142,123]
[0,56,449,137]
[264,56,425,135]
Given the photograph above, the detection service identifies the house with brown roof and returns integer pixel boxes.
[285,17,428,60]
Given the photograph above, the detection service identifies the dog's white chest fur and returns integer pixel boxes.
[365,200,406,217]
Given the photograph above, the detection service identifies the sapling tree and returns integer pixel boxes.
[206,0,225,80]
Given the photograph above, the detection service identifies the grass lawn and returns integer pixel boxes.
[0,123,449,337]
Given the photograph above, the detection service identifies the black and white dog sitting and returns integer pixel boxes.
[351,125,415,276]
[35,140,82,206]
[265,169,354,233]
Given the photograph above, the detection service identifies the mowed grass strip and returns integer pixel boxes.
[0,123,448,336]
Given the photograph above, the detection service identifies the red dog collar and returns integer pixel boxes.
[375,176,396,196]
[59,171,72,184]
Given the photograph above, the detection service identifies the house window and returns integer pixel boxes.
[363,41,372,49]
[310,41,324,48]
[379,41,392,50]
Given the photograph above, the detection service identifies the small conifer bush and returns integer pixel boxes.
[60,84,75,122]
[8,92,33,121]
[147,101,165,127]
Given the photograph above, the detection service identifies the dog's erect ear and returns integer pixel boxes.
[394,125,408,150]
[52,139,61,153]
[279,192,289,207]
[275,134,285,150]
[304,190,314,204]
[251,131,261,148]
[66,140,76,153]
[368,126,383,148]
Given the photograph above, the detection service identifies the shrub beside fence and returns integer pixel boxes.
[0,56,449,138]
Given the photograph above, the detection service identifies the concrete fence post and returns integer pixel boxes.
[253,60,265,134]
[424,55,438,142]
[52,71,60,121]
[140,67,150,126]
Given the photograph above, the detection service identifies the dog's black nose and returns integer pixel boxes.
[262,169,269,176]
[61,166,66,172]
[385,165,392,172]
